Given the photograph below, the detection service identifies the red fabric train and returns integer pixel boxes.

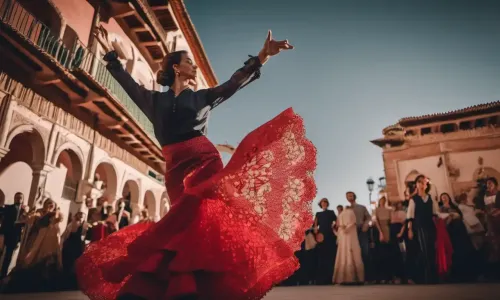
[76,108,317,300]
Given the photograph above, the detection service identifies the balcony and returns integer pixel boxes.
[0,0,162,166]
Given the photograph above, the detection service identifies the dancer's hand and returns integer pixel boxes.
[258,30,294,65]
[408,229,414,240]
[379,232,384,242]
[188,79,198,91]
[397,232,403,239]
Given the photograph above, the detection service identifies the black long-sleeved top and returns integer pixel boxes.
[104,51,262,146]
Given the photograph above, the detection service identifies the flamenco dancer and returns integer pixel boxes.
[76,31,317,300]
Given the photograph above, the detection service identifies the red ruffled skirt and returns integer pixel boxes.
[76,108,317,300]
[435,218,453,278]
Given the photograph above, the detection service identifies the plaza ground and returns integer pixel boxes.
[0,283,498,300]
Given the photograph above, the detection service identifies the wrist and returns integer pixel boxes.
[258,49,270,65]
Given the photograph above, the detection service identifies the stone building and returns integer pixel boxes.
[0,0,217,230]
[371,101,500,203]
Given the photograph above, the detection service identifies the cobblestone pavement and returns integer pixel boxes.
[0,284,498,300]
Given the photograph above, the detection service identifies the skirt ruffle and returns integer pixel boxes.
[76,108,317,299]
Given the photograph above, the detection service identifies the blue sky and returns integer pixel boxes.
[185,0,500,213]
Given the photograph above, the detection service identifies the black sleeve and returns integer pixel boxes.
[203,55,262,109]
[104,51,155,121]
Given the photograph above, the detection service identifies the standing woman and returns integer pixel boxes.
[313,198,337,285]
[406,175,439,284]
[76,31,317,300]
[373,196,391,283]
[333,207,364,284]
[389,201,407,283]
[438,193,475,282]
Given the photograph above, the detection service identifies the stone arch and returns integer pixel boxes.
[143,190,157,219]
[473,167,500,182]
[404,170,420,183]
[160,190,170,217]
[0,126,46,207]
[93,160,118,201]
[55,147,84,201]
[52,142,84,168]
[52,142,85,180]
[5,124,46,166]
[121,179,140,206]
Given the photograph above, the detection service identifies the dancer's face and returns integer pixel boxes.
[172,53,197,81]
[416,176,428,192]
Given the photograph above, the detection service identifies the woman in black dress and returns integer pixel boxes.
[76,31,318,300]
[406,175,439,284]
[439,193,476,282]
[313,198,337,284]
[62,212,87,289]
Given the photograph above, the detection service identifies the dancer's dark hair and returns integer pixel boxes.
[414,174,431,194]
[157,50,188,87]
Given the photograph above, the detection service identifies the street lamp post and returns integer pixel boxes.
[366,177,375,211]
[379,176,386,189]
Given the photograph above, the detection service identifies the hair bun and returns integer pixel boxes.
[156,70,169,86]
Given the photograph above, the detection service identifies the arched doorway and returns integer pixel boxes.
[120,179,139,224]
[474,167,500,183]
[0,128,45,205]
[143,190,157,220]
[56,148,83,201]
[121,179,139,207]
[160,190,170,217]
[404,170,420,195]
[93,161,117,202]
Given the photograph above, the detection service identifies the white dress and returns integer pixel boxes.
[333,209,364,284]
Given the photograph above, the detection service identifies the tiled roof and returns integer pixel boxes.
[398,101,500,126]
[382,124,403,135]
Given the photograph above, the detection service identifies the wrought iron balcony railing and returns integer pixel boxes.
[0,0,73,67]
[0,0,157,142]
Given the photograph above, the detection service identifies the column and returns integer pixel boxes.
[0,95,17,159]
[27,164,54,207]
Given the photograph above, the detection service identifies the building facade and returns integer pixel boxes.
[0,0,217,230]
[371,101,500,203]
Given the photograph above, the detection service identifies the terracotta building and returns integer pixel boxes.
[0,0,217,229]
[371,101,500,203]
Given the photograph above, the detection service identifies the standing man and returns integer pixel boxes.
[346,191,371,281]
[0,192,27,278]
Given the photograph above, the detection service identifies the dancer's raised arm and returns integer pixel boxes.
[204,30,293,108]
[104,51,155,121]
